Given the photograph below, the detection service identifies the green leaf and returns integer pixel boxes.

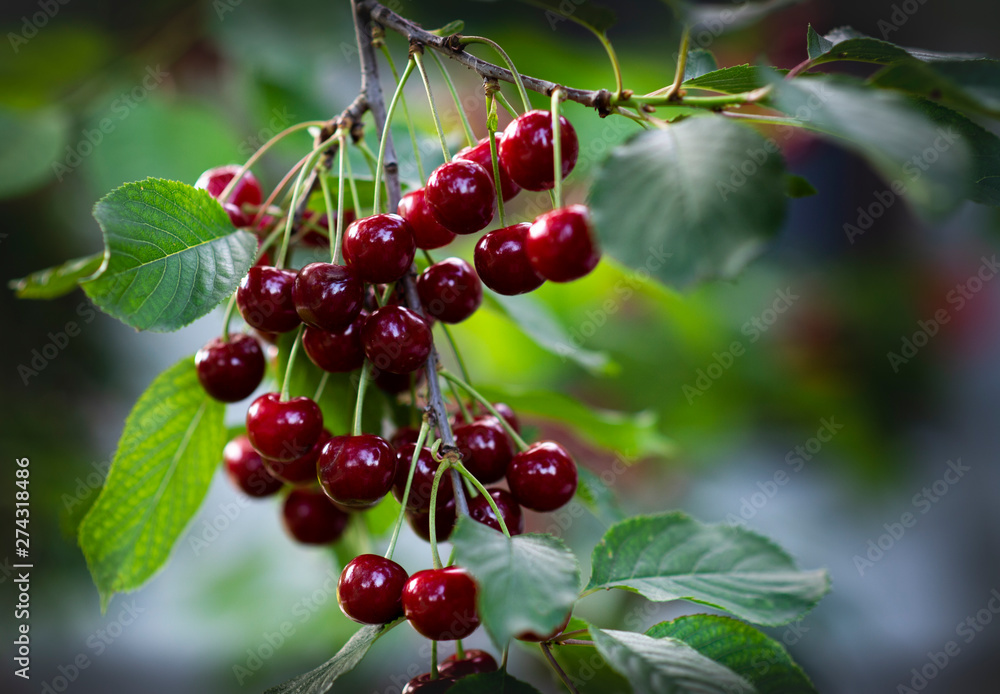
[805,25,833,61]
[451,518,580,647]
[647,615,817,694]
[82,178,257,332]
[589,117,788,289]
[687,0,804,34]
[0,107,69,198]
[785,175,818,198]
[805,26,984,66]
[870,59,1000,117]
[518,0,616,34]
[429,19,465,36]
[590,627,756,694]
[682,65,776,94]
[9,253,103,299]
[683,49,718,81]
[263,622,399,694]
[576,465,626,523]
[448,671,545,694]
[78,357,226,611]
[766,74,972,215]
[585,512,830,626]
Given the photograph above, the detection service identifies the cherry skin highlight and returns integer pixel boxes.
[499,109,578,191]
[245,392,323,462]
[506,441,578,512]
[425,160,495,235]
[526,204,601,283]
[292,262,364,332]
[362,306,432,375]
[223,435,283,498]
[455,136,521,202]
[342,213,416,284]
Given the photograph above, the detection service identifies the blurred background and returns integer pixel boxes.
[2,0,999,692]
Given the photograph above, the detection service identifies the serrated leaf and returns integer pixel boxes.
[448,671,545,694]
[83,178,257,332]
[683,65,777,94]
[585,512,829,626]
[78,357,226,611]
[687,0,804,34]
[589,117,788,289]
[518,0,616,34]
[870,59,1000,117]
[263,622,399,694]
[9,253,103,299]
[0,107,69,198]
[805,26,985,66]
[648,615,817,694]
[683,49,718,81]
[785,175,817,198]
[429,19,465,36]
[590,627,756,694]
[451,519,580,647]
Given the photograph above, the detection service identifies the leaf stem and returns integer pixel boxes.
[352,363,372,436]
[280,325,305,401]
[373,58,416,213]
[413,50,451,162]
[386,418,430,560]
[551,88,565,209]
[430,50,476,148]
[459,36,531,112]
[541,642,581,694]
[439,370,529,451]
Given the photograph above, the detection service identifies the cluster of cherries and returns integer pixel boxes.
[193,108,594,692]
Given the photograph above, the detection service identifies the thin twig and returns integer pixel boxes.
[541,643,581,694]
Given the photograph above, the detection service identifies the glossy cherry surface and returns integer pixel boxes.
[402,567,480,640]
[390,426,421,449]
[318,434,397,509]
[342,213,416,283]
[489,402,520,434]
[262,429,331,485]
[302,318,365,373]
[223,435,283,497]
[455,136,521,202]
[454,420,513,484]
[425,160,495,235]
[468,488,524,535]
[282,487,350,545]
[499,110,578,191]
[526,204,600,283]
[195,333,265,402]
[474,223,545,296]
[196,165,262,226]
[393,443,453,512]
[237,266,301,333]
[397,189,456,250]
[407,499,456,543]
[292,262,364,331]
[438,649,498,679]
[416,258,482,324]
[338,554,409,625]
[507,441,578,512]
[362,306,432,375]
[374,368,424,395]
[245,392,324,462]
[402,674,457,693]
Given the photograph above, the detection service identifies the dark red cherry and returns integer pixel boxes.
[468,488,524,535]
[195,333,265,402]
[407,499,456,543]
[338,554,409,625]
[425,160,495,235]
[456,136,521,202]
[402,567,480,640]
[374,368,424,395]
[527,205,600,282]
[438,649,498,678]
[245,392,324,462]
[416,258,482,324]
[223,435,283,497]
[237,266,301,333]
[390,426,421,449]
[197,165,263,225]
[222,201,252,227]
[299,209,357,247]
[402,674,457,693]
[302,318,365,373]
[454,420,513,484]
[292,262,364,331]
[507,441,578,512]
[393,444,453,512]
[517,612,572,642]
[499,110,578,191]
[363,306,432,375]
[490,402,520,434]
[282,487,350,545]
[474,224,545,296]
[398,189,456,250]
[343,214,416,283]
[318,434,397,509]
[262,429,331,485]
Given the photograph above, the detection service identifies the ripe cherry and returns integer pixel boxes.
[263,429,331,485]
[490,403,520,434]
[318,434,397,509]
[417,258,482,324]
[390,426,421,449]
[343,214,416,283]
[407,499,456,543]
[398,189,456,250]
[302,318,365,373]
[363,306,432,374]
[454,420,513,484]
[402,567,480,640]
[507,441,578,512]
[195,333,265,402]
[438,649,498,678]
[196,165,263,226]
[425,160,495,235]
[527,205,600,282]
[245,392,324,462]
[292,262,364,331]
[474,224,545,296]
[282,487,350,545]
[338,554,409,625]
[237,266,301,333]
[375,368,424,395]
[456,136,521,202]
[499,110,578,191]
[402,674,457,693]
[469,488,524,535]
[393,443,453,512]
[223,435,283,497]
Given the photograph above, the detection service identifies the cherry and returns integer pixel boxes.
[343,214,416,283]
[363,306,432,374]
[456,136,521,202]
[292,262,364,331]
[393,443,453,512]
[490,403,520,434]
[222,202,252,227]
[375,368,424,395]
[263,429,331,485]
[397,189,456,250]
[402,567,480,640]
[438,649,498,678]
[237,266,301,333]
[318,434,397,509]
[499,110,578,191]
[417,258,482,324]
[282,487,350,545]
[507,441,578,512]
[299,209,357,247]
[390,426,421,449]
[402,674,457,693]
[527,205,600,282]
[407,499,456,543]
[469,488,524,535]
[245,392,324,462]
[302,318,365,373]
[517,613,572,642]
[454,420,513,484]
[474,224,545,296]
[223,435,283,497]
[425,160,495,235]
[196,165,263,226]
[338,554,409,625]
[195,333,265,402]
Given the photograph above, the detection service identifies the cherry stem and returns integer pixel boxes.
[459,36,531,113]
[663,25,691,102]
[496,90,519,118]
[439,370,529,451]
[220,292,238,342]
[430,640,439,680]
[430,49,476,148]
[380,42,426,182]
[277,133,340,268]
[596,31,624,99]
[454,461,511,538]
[314,372,330,401]
[218,120,326,203]
[253,151,309,230]
[373,57,415,213]
[428,460,451,569]
[541,643,581,694]
[553,639,593,646]
[280,325,305,401]
[555,628,589,640]
[352,362,372,436]
[551,88,565,209]
[413,50,451,162]
[439,323,472,386]
[318,143,339,265]
[786,56,815,80]
[385,418,430,560]
[485,91,506,227]
[455,639,465,660]
[343,139,362,217]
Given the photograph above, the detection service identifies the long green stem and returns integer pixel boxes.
[439,323,472,385]
[333,132,348,263]
[449,381,472,423]
[374,58,416,213]
[319,142,339,264]
[428,461,450,569]
[218,120,326,202]
[276,133,339,267]
[386,419,430,559]
[597,32,624,99]
[380,43,426,182]
[496,90,519,117]
[662,25,691,102]
[352,363,372,436]
[430,50,476,148]
[314,372,330,401]
[485,92,506,226]
[344,139,362,217]
[454,462,510,537]
[280,325,305,401]
[220,292,238,341]
[431,640,439,680]
[541,643,581,694]
[440,370,529,450]
[459,36,531,112]
[551,88,565,208]
[413,50,451,162]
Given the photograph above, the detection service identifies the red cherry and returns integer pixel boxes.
[474,224,545,296]
[498,110,578,191]
[245,393,324,462]
[282,487,350,545]
[425,161,495,235]
[292,262,364,331]
[407,499,456,543]
[195,333,265,402]
[196,165,263,226]
[262,429,331,485]
[362,306,432,375]
[302,318,365,373]
[489,403,520,434]
[468,488,524,535]
[223,435,283,497]
[455,137,521,202]
[527,204,600,282]
[390,426,421,449]
[402,674,457,693]
[318,434,397,509]
[343,214,416,283]
[402,567,480,640]
[438,649,498,678]
[393,443,453,512]
[398,189,457,250]
[507,441,578,512]
[416,258,482,324]
[374,368,425,395]
[237,266,301,333]
[338,554,409,624]
[454,420,513,484]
